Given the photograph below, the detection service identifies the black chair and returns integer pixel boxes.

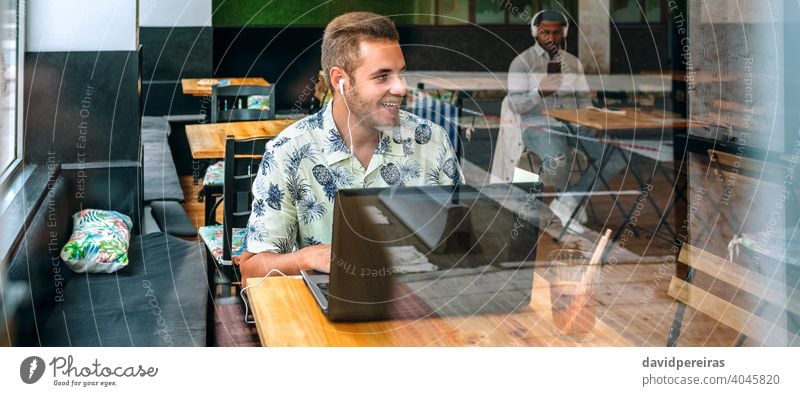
[202,84,276,225]
[199,135,271,297]
[211,84,275,123]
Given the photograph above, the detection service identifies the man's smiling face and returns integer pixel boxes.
[344,39,407,130]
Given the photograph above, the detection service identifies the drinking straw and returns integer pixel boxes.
[590,229,612,265]
[584,229,612,285]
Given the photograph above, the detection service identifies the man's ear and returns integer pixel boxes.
[329,67,346,94]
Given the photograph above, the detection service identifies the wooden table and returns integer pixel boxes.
[246,274,632,347]
[417,77,506,92]
[181,77,269,97]
[670,71,745,83]
[543,107,688,242]
[186,119,296,159]
[409,72,673,93]
[544,108,688,131]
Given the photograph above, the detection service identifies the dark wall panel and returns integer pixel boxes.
[213,26,324,110]
[140,27,212,116]
[61,163,143,235]
[142,81,206,116]
[212,25,539,109]
[24,51,140,164]
[610,25,669,73]
[140,27,212,80]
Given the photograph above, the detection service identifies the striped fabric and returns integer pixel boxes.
[412,91,461,158]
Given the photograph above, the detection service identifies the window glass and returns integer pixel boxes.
[475,0,506,24]
[410,0,436,25]
[437,0,470,25]
[645,0,662,22]
[0,0,20,181]
[530,1,577,26]
[611,0,642,23]
[510,1,535,25]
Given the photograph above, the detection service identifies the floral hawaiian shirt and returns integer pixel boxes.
[243,102,462,254]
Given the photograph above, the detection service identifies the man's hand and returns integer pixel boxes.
[232,254,247,267]
[230,245,332,288]
[233,252,254,287]
[538,74,563,97]
[300,244,332,273]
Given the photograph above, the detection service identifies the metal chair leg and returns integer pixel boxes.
[573,148,599,223]
[213,266,233,298]
[580,142,640,236]
[628,158,678,241]
[648,164,685,240]
[526,151,538,173]
[667,267,695,346]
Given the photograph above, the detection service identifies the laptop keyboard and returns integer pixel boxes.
[315,271,531,318]
[317,282,330,299]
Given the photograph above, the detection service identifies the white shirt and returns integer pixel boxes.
[506,42,591,126]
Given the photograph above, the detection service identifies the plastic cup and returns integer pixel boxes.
[545,249,599,342]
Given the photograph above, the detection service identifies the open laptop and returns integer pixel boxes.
[301,182,544,322]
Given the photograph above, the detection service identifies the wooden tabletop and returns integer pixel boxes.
[410,73,673,93]
[181,77,270,97]
[670,71,746,83]
[688,112,751,130]
[246,274,632,347]
[186,119,297,159]
[417,77,507,92]
[544,108,688,131]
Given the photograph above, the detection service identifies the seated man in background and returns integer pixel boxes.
[506,10,627,234]
[235,12,462,280]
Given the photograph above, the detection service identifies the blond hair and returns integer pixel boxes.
[320,12,399,89]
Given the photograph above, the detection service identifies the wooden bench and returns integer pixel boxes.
[708,149,784,182]
[4,171,210,346]
[666,243,800,346]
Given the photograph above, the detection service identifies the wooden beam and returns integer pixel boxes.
[708,149,784,177]
[668,276,790,345]
[679,244,800,317]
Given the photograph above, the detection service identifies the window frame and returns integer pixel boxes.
[609,0,667,24]
[0,0,24,192]
[433,0,578,26]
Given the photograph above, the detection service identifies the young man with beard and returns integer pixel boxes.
[235,12,462,279]
[504,10,628,234]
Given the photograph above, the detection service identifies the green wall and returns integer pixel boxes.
[211,0,427,27]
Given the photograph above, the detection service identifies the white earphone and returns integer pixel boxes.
[336,76,355,160]
[531,10,569,39]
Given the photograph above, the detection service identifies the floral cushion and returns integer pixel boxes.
[247,95,271,111]
[203,161,224,187]
[60,209,133,273]
[199,225,245,265]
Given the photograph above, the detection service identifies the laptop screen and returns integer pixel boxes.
[327,183,545,321]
